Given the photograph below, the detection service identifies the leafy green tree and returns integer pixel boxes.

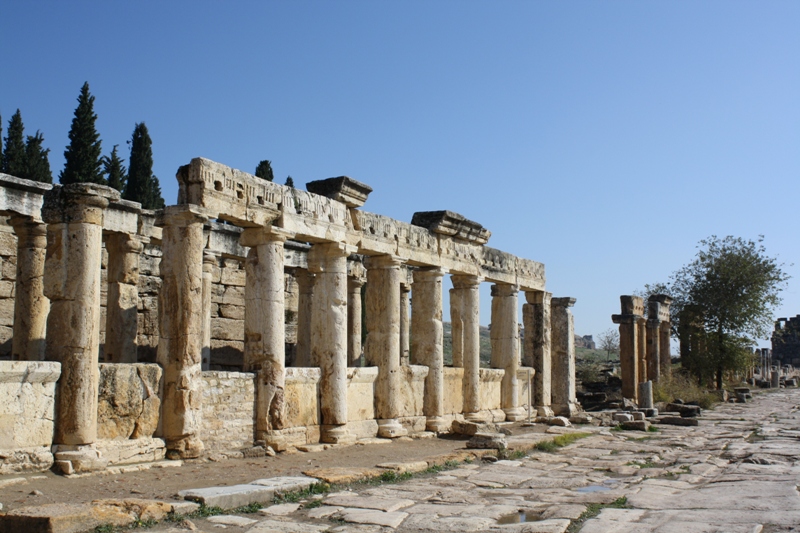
[2,110,27,177]
[124,123,164,209]
[255,160,274,182]
[60,82,105,184]
[103,145,127,192]
[285,175,294,188]
[667,236,789,389]
[24,131,52,183]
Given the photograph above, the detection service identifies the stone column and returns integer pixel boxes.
[309,242,356,444]
[399,279,411,367]
[452,274,483,421]
[157,205,210,459]
[9,215,48,361]
[551,297,579,416]
[201,251,216,370]
[411,267,448,432]
[43,183,118,471]
[365,254,408,438]
[637,318,647,384]
[646,306,661,383]
[449,287,463,367]
[491,283,524,421]
[294,269,316,367]
[523,291,553,416]
[104,233,143,363]
[612,296,644,403]
[242,226,294,450]
[347,276,365,367]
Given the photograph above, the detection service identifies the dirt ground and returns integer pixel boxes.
[0,427,547,513]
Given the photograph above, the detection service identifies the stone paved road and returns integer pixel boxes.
[158,389,800,533]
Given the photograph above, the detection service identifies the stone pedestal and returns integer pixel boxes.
[400,280,411,367]
[43,184,119,470]
[104,233,143,363]
[639,380,654,409]
[452,275,484,422]
[449,287,463,368]
[294,269,316,367]
[309,242,356,444]
[156,205,210,459]
[242,227,294,450]
[365,255,408,438]
[201,251,216,370]
[411,267,448,433]
[9,215,48,361]
[523,291,553,416]
[491,283,524,421]
[347,277,364,367]
[551,297,579,416]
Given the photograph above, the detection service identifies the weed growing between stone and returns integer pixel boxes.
[534,432,592,452]
[566,496,629,533]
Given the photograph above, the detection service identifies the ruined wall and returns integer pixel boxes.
[0,360,61,473]
[0,222,17,355]
[201,371,255,452]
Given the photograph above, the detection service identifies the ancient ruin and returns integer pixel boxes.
[612,294,671,403]
[0,158,581,475]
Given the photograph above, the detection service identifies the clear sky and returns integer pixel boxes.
[2,1,799,346]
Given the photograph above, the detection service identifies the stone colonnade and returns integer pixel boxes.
[0,159,581,469]
[613,294,672,403]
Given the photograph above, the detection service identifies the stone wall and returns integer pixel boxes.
[0,223,17,356]
[97,363,161,440]
[201,371,255,452]
[0,360,61,473]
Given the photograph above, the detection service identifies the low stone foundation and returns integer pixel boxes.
[0,360,61,474]
[201,371,256,452]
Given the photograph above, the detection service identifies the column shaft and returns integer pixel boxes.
[104,233,143,363]
[551,297,579,416]
[659,323,672,378]
[449,288,463,367]
[637,318,647,384]
[156,205,209,459]
[9,215,48,361]
[616,318,639,402]
[365,254,408,438]
[347,277,364,366]
[294,269,315,367]
[646,320,661,383]
[411,268,447,432]
[399,281,411,367]
[491,283,524,421]
[452,275,483,421]
[309,242,356,444]
[242,227,293,448]
[201,251,216,370]
[524,291,552,416]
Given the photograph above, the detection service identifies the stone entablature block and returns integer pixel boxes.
[410,210,491,245]
[306,176,372,208]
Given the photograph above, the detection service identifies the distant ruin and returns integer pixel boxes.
[0,158,580,475]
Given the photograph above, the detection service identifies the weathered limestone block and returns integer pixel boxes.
[442,366,465,415]
[285,367,321,429]
[212,317,244,341]
[201,371,256,452]
[104,233,143,364]
[396,364,429,418]
[294,269,316,367]
[97,364,161,440]
[612,295,644,403]
[523,291,552,416]
[347,366,378,422]
[95,436,166,465]
[479,368,504,414]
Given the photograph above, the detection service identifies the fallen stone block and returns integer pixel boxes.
[659,416,699,427]
[569,414,593,425]
[467,432,508,450]
[252,475,318,494]
[613,413,634,423]
[451,419,496,436]
[666,403,701,418]
[170,501,200,515]
[630,412,645,421]
[549,416,572,427]
[0,502,133,533]
[621,420,650,431]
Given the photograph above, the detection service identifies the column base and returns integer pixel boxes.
[165,435,204,460]
[257,430,289,452]
[377,419,408,438]
[425,416,450,433]
[321,424,356,445]
[552,403,581,417]
[503,407,527,422]
[53,444,108,475]
[464,411,490,423]
[536,406,554,417]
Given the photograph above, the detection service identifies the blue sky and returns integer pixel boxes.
[2,1,799,346]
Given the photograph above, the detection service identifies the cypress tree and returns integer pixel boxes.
[0,113,3,170]
[2,110,27,177]
[285,175,295,188]
[60,82,105,184]
[124,122,164,209]
[24,132,52,183]
[255,160,274,182]
[103,145,127,192]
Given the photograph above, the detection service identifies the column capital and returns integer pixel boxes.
[611,314,641,325]
[42,183,119,225]
[8,214,47,239]
[364,254,404,270]
[348,276,366,290]
[156,204,212,228]
[524,290,551,305]
[308,242,357,273]
[413,267,446,283]
[106,232,144,254]
[451,274,483,289]
[491,283,519,297]
[551,297,576,308]
[239,225,295,247]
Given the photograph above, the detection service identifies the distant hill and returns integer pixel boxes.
[442,322,492,367]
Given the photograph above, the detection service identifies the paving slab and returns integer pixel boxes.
[207,514,258,526]
[178,483,277,508]
[324,494,414,512]
[337,507,409,528]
